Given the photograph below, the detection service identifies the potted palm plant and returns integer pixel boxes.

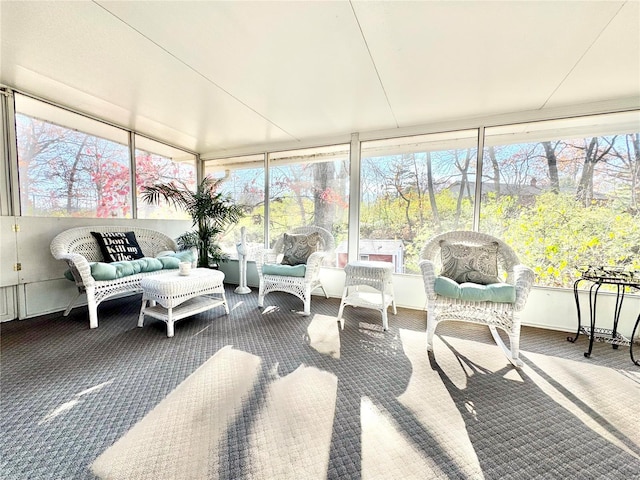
[141,177,244,268]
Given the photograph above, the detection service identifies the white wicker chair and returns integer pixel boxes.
[256,226,335,316]
[419,231,535,367]
[51,226,178,329]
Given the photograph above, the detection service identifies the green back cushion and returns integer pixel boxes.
[263,263,307,277]
[434,276,516,303]
[157,256,181,269]
[157,250,195,263]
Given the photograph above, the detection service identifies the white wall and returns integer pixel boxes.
[0,215,191,320]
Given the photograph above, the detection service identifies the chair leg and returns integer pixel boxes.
[258,283,265,307]
[337,287,349,329]
[63,290,82,316]
[426,317,437,351]
[489,325,523,368]
[509,331,523,367]
[302,285,311,316]
[86,287,99,329]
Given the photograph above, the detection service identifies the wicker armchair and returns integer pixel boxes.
[256,226,335,316]
[419,231,534,367]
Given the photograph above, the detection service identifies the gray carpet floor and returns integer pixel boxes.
[1,286,639,479]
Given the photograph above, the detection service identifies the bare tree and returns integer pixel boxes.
[312,161,336,232]
[542,141,561,194]
[452,148,474,228]
[425,151,440,230]
[486,146,501,195]
[575,136,617,206]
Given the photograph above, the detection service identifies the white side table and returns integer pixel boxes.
[337,261,396,331]
[138,268,229,337]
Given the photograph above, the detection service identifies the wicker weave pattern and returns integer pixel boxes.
[51,226,179,329]
[419,231,535,367]
[140,269,225,309]
[138,269,227,337]
[338,261,397,330]
[256,226,335,315]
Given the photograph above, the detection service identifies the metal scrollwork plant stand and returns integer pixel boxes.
[567,265,640,365]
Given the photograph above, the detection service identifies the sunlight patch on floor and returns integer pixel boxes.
[396,328,484,479]
[361,396,453,480]
[248,365,337,479]
[229,301,244,312]
[39,379,114,425]
[306,314,341,359]
[91,346,261,479]
[522,350,640,459]
[261,306,279,315]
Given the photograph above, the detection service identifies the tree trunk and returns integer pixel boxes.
[576,137,616,206]
[453,149,472,228]
[66,137,88,212]
[631,133,640,209]
[313,161,336,232]
[542,141,560,194]
[487,146,501,195]
[426,151,440,230]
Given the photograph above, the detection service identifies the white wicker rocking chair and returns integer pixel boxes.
[256,226,335,316]
[419,231,535,367]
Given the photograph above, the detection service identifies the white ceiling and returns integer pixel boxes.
[1,1,639,157]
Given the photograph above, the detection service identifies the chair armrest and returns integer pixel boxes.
[419,259,438,300]
[255,248,277,275]
[513,264,535,311]
[56,253,95,288]
[304,251,325,280]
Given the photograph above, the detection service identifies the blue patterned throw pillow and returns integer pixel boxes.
[281,232,321,266]
[440,240,501,285]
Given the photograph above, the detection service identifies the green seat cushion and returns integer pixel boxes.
[64,256,182,282]
[262,263,307,277]
[92,258,165,280]
[434,276,516,304]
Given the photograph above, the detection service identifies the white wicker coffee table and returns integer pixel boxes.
[138,268,229,337]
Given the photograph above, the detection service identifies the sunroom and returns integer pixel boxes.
[1,2,639,479]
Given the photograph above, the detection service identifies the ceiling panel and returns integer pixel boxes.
[544,1,640,108]
[1,1,638,156]
[96,1,395,139]
[0,1,294,152]
[352,1,628,126]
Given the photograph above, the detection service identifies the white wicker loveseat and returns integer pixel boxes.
[256,226,335,316]
[51,226,184,329]
[419,230,535,367]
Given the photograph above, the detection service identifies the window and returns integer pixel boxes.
[15,94,131,217]
[268,145,350,263]
[360,130,478,274]
[204,154,265,255]
[135,135,196,219]
[480,111,640,288]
